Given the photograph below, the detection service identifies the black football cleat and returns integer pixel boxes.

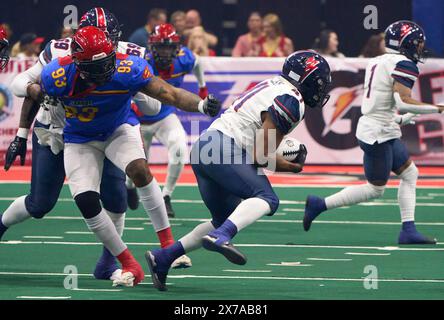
[202,235,247,265]
[127,187,139,210]
[145,250,168,291]
[164,195,175,218]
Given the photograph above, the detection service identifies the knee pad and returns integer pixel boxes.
[368,183,386,198]
[74,191,102,219]
[399,163,419,183]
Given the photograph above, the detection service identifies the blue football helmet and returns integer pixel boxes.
[281,50,331,109]
[385,20,426,63]
[79,7,122,45]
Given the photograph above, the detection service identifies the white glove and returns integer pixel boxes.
[394,113,419,126]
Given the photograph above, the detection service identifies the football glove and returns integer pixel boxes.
[395,113,418,126]
[4,136,27,171]
[201,94,221,117]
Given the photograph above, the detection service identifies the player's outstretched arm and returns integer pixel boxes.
[254,112,306,173]
[140,76,221,116]
[394,82,444,114]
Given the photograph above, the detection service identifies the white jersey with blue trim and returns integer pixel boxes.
[210,76,305,149]
[356,52,420,144]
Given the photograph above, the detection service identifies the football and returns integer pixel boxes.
[276,137,303,162]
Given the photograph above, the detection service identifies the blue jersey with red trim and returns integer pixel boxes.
[41,53,154,143]
[139,46,196,122]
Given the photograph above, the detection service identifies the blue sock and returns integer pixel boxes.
[216,219,238,239]
[0,214,8,240]
[99,247,116,263]
[402,221,416,232]
[164,241,185,261]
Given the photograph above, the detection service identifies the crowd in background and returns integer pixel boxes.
[0,8,388,60]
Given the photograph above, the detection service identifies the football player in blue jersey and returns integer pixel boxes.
[126,23,209,218]
[1,8,170,283]
[38,26,220,287]
[145,50,332,291]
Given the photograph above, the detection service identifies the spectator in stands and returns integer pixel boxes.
[188,26,216,57]
[171,10,187,41]
[184,9,218,48]
[359,33,385,58]
[257,13,293,57]
[60,26,74,39]
[312,29,345,58]
[14,33,44,59]
[129,8,167,48]
[232,12,263,57]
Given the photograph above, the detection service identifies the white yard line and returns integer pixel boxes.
[307,258,352,261]
[223,269,272,273]
[345,252,391,256]
[16,296,71,300]
[23,236,64,239]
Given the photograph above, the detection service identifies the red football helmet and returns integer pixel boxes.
[0,26,10,70]
[71,26,116,85]
[148,23,181,69]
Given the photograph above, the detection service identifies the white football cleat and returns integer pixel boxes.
[112,271,135,287]
[110,268,122,282]
[171,254,192,269]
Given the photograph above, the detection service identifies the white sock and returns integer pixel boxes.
[325,183,385,210]
[179,221,215,252]
[105,210,126,236]
[137,178,170,232]
[84,210,127,256]
[162,162,184,197]
[1,195,31,227]
[228,198,271,232]
[398,163,418,222]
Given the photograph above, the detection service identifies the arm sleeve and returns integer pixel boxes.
[132,92,161,116]
[10,62,44,97]
[267,94,301,135]
[391,60,419,89]
[192,55,206,88]
[394,92,439,114]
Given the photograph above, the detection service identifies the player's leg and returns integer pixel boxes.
[0,127,65,239]
[153,114,188,217]
[392,140,436,244]
[65,142,143,286]
[105,124,188,259]
[126,122,156,210]
[304,139,389,231]
[92,158,129,281]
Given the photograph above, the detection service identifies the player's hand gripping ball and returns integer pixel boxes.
[276,137,308,166]
[203,94,221,117]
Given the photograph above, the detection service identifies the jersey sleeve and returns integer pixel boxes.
[178,46,197,73]
[128,56,155,93]
[39,40,53,66]
[391,60,419,89]
[40,60,68,97]
[267,94,302,135]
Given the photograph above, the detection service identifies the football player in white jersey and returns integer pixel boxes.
[145,50,332,291]
[1,8,191,283]
[304,21,444,244]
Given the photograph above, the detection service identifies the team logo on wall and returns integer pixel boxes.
[305,70,365,150]
[0,84,13,123]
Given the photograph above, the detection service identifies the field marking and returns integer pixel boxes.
[3,271,444,285]
[16,296,71,300]
[282,208,304,212]
[123,227,144,231]
[345,252,391,256]
[23,236,64,239]
[2,240,444,252]
[65,231,93,235]
[223,269,272,273]
[71,288,122,292]
[1,197,444,207]
[267,262,312,267]
[307,258,352,261]
[40,215,444,227]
